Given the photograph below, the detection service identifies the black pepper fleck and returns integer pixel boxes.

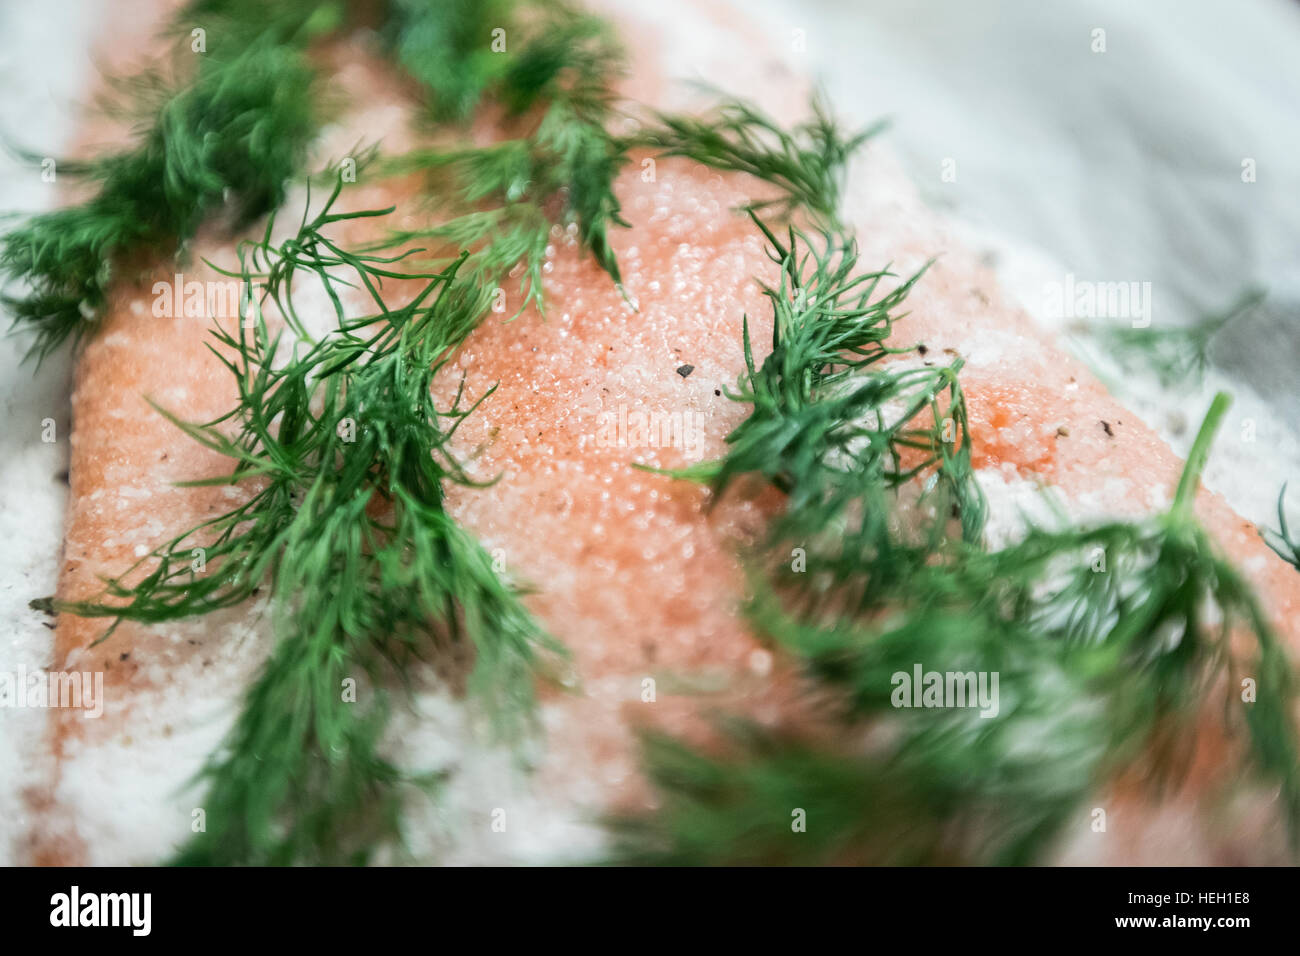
[676,364,695,378]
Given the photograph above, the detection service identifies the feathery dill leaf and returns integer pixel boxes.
[1081,286,1265,389]
[169,0,346,47]
[385,0,516,122]
[613,392,1300,864]
[62,184,561,864]
[385,10,875,316]
[606,722,943,866]
[1264,483,1300,571]
[628,94,884,229]
[382,0,888,322]
[653,213,984,555]
[1,5,332,363]
[380,0,628,311]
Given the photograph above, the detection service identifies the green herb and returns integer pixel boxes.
[381,16,882,316]
[661,215,982,541]
[11,0,612,863]
[62,184,562,864]
[15,0,1293,869]
[606,721,931,866]
[0,1,339,363]
[628,94,884,229]
[380,0,628,312]
[385,0,516,122]
[1082,287,1265,389]
[1264,483,1300,571]
[603,91,1297,865]
[613,385,1300,864]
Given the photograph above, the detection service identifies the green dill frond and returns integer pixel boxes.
[1264,483,1300,572]
[630,93,884,229]
[607,724,941,866]
[616,393,1300,865]
[656,214,984,553]
[384,15,875,317]
[62,184,561,864]
[379,1,628,308]
[385,0,516,122]
[380,117,629,313]
[386,0,622,122]
[173,0,345,45]
[2,32,321,363]
[1083,286,1265,389]
[611,174,1297,866]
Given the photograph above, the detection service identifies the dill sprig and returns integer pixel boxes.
[1082,287,1265,389]
[606,721,936,866]
[385,0,515,123]
[380,0,628,310]
[14,0,904,865]
[652,213,985,610]
[383,12,881,315]
[602,96,1297,862]
[0,2,340,363]
[613,391,1300,865]
[628,94,884,229]
[62,184,561,864]
[1264,483,1300,571]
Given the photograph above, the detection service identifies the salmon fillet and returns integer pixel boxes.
[16,0,1300,865]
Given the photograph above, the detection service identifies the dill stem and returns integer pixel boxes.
[1172,390,1232,521]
